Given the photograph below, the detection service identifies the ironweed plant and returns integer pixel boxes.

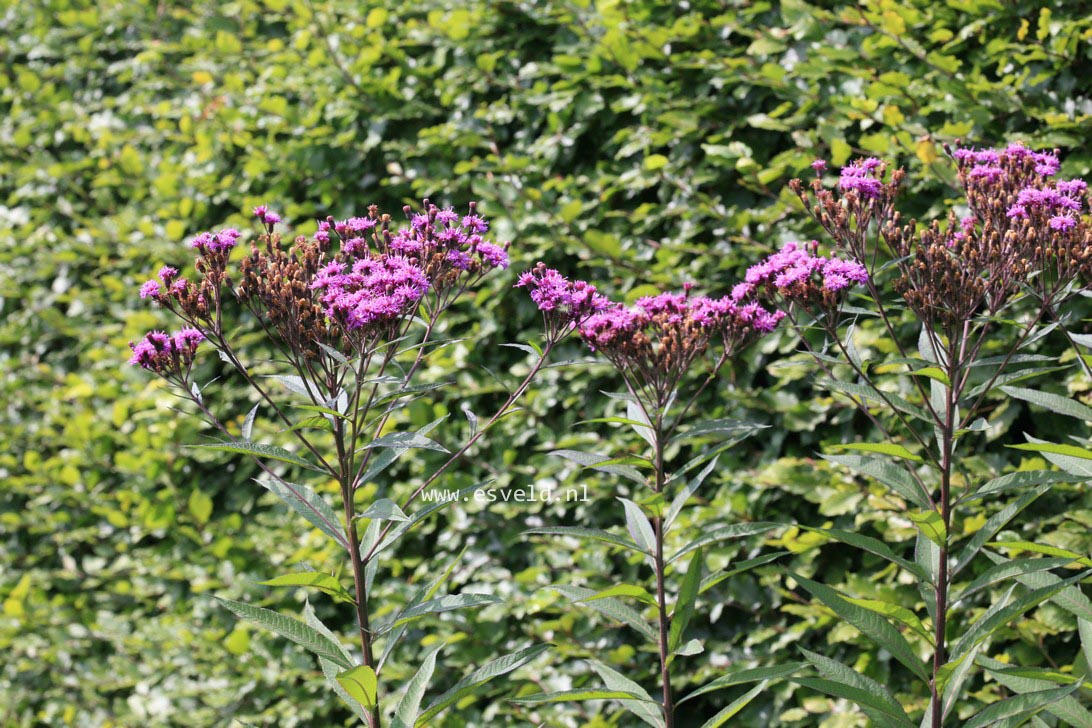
[515,271,788,726]
[129,203,563,727]
[759,146,1092,726]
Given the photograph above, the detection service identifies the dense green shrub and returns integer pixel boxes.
[2,1,1089,725]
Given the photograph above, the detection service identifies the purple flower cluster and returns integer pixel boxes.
[253,205,281,225]
[139,264,189,302]
[739,241,869,304]
[953,143,1061,182]
[310,256,429,332]
[128,328,205,375]
[578,292,783,355]
[381,204,509,275]
[515,263,610,340]
[838,158,885,199]
[1007,184,1085,231]
[190,228,242,253]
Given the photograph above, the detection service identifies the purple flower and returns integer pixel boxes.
[476,242,509,270]
[811,159,827,172]
[345,217,377,233]
[515,264,610,334]
[435,207,458,225]
[1049,215,1076,231]
[1056,178,1087,195]
[158,266,178,282]
[311,254,428,331]
[969,165,1004,182]
[253,205,280,225]
[139,280,161,299]
[462,214,489,233]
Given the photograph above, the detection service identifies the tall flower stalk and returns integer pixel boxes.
[516,271,785,726]
[129,202,558,727]
[763,146,1092,726]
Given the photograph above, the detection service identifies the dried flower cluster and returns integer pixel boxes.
[788,145,1092,333]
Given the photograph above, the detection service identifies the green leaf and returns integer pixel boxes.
[908,509,947,548]
[988,541,1092,568]
[552,449,647,485]
[584,584,657,607]
[978,655,1092,727]
[951,485,1051,577]
[212,597,353,670]
[698,680,767,728]
[546,585,658,642]
[618,497,656,554]
[394,646,440,727]
[954,557,1076,606]
[962,683,1081,728]
[188,488,213,525]
[801,526,925,579]
[366,430,448,453]
[416,644,549,725]
[679,663,805,705]
[665,456,718,531]
[588,662,664,727]
[627,399,656,449]
[793,678,914,728]
[669,522,779,564]
[510,689,654,704]
[254,477,347,549]
[359,417,447,485]
[950,570,1092,660]
[798,648,914,727]
[909,366,950,385]
[1000,385,1092,421]
[379,593,503,634]
[668,549,702,652]
[984,552,1092,621]
[241,403,259,441]
[816,377,930,422]
[699,552,790,594]
[822,454,931,509]
[966,469,1081,500]
[258,572,353,601]
[842,595,932,644]
[191,441,323,472]
[524,526,643,554]
[359,498,409,522]
[789,573,929,681]
[831,442,923,462]
[1079,619,1092,678]
[670,418,765,445]
[336,665,378,711]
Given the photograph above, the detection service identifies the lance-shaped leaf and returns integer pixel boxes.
[366,429,448,453]
[358,417,447,486]
[950,570,1092,660]
[796,648,914,728]
[336,665,378,711]
[1009,438,1092,477]
[679,663,805,706]
[832,442,923,462]
[376,593,503,636]
[954,557,1076,606]
[842,595,932,644]
[212,596,353,670]
[670,418,766,446]
[359,498,409,522]
[524,526,643,555]
[376,481,492,556]
[789,573,929,681]
[987,541,1092,568]
[589,661,664,727]
[552,449,647,484]
[801,526,924,579]
[668,549,702,653]
[1081,619,1092,675]
[665,456,719,532]
[584,584,657,607]
[379,550,465,672]
[1000,385,1092,421]
[258,572,353,602]
[618,497,656,554]
[951,485,1051,577]
[966,469,1081,501]
[241,403,259,441]
[698,680,768,728]
[984,551,1092,621]
[192,441,324,472]
[700,552,790,594]
[816,376,931,422]
[978,655,1092,727]
[255,477,346,549]
[416,644,549,725]
[669,522,779,564]
[962,683,1082,728]
[546,585,658,642]
[305,601,368,723]
[908,509,946,548]
[510,689,655,705]
[937,640,988,722]
[394,645,440,727]
[822,453,931,509]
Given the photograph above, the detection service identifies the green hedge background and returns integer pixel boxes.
[2,1,1090,725]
